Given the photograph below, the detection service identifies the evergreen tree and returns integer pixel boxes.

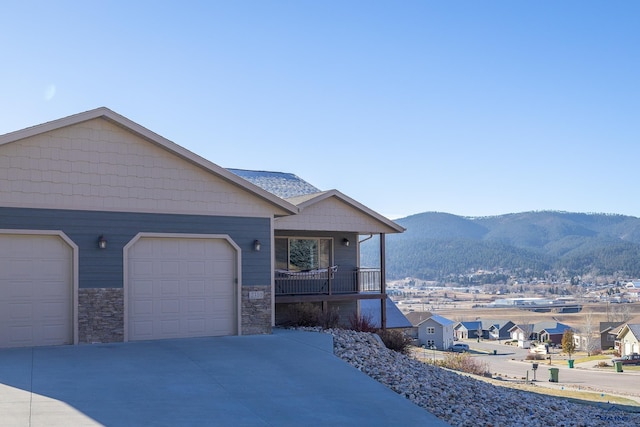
[561,329,576,359]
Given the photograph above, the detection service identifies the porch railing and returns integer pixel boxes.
[275,267,381,296]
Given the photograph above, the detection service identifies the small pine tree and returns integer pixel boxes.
[561,329,576,359]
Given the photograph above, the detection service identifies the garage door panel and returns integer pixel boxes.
[8,303,33,320]
[187,280,206,296]
[0,234,72,348]
[131,260,154,275]
[132,280,154,297]
[160,280,180,297]
[187,299,206,313]
[41,281,70,297]
[131,299,153,315]
[42,323,68,342]
[41,301,68,317]
[186,260,206,276]
[128,237,237,341]
[161,260,180,276]
[131,321,153,338]
[6,281,32,298]
[160,299,180,314]
[9,326,33,344]
[187,320,205,333]
[160,319,180,335]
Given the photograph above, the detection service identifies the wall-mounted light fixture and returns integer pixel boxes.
[98,235,107,250]
[342,238,350,247]
[253,239,261,252]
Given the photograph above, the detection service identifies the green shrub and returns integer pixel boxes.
[376,329,412,355]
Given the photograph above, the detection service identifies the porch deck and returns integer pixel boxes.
[275,267,381,296]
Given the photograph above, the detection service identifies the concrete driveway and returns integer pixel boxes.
[0,329,449,426]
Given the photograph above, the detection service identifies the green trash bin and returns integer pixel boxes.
[549,367,559,382]
[615,361,623,373]
[493,350,497,355]
[568,359,574,368]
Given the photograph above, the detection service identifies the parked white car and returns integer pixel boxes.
[529,344,549,354]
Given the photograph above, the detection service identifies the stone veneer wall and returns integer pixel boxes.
[241,286,272,335]
[78,288,124,343]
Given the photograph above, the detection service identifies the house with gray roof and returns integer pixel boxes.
[0,108,404,349]
[617,323,640,356]
[417,314,455,350]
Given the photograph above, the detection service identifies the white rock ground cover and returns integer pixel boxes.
[320,328,640,427]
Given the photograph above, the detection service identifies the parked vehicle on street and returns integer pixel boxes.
[529,344,549,355]
[449,343,469,353]
[612,354,640,365]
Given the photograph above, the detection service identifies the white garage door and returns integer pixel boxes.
[127,237,237,341]
[0,234,73,348]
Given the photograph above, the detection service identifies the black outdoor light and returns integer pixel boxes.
[253,239,261,252]
[342,238,350,247]
[97,235,107,250]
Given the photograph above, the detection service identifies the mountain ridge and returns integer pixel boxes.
[362,210,640,281]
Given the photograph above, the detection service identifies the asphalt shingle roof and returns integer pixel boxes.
[227,169,321,199]
[360,297,412,329]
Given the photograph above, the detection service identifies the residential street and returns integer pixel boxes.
[466,340,640,400]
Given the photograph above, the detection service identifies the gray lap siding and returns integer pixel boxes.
[0,206,271,289]
[0,207,273,342]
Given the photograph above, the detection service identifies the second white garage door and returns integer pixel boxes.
[127,236,237,341]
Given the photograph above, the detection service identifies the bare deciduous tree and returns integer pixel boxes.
[582,311,599,356]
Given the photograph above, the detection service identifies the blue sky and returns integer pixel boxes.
[1,1,638,219]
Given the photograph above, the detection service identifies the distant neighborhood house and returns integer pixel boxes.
[616,324,640,356]
[416,314,455,350]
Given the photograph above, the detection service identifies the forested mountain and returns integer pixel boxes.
[361,211,640,282]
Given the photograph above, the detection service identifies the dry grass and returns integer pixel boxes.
[481,377,640,408]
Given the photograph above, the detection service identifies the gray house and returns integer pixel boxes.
[487,320,515,341]
[417,314,455,350]
[0,108,403,348]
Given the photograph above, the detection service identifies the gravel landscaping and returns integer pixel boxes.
[321,328,640,427]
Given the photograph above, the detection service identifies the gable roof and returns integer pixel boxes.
[418,314,455,327]
[540,324,572,335]
[405,311,434,326]
[229,169,405,234]
[600,322,621,334]
[509,324,535,333]
[289,190,405,234]
[617,323,640,340]
[0,107,298,216]
[456,321,482,331]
